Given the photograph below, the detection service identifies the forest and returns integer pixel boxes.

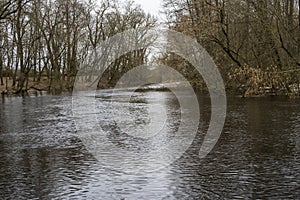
[0,0,300,97]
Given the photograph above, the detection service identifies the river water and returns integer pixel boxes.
[0,90,299,199]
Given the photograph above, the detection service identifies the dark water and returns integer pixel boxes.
[0,91,299,199]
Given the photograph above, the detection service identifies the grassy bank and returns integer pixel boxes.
[1,77,55,95]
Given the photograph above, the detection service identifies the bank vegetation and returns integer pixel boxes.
[0,0,299,97]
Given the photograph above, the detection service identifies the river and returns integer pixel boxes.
[0,90,299,199]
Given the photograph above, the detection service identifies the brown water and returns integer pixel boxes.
[0,91,299,199]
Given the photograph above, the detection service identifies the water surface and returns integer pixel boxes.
[0,91,299,199]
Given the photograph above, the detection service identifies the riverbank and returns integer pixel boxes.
[0,78,49,96]
[1,78,299,98]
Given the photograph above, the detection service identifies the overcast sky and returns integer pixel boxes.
[134,0,165,21]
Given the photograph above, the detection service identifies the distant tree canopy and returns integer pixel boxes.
[161,0,300,96]
[0,0,155,94]
[0,0,299,97]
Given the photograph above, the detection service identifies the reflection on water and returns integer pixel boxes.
[0,92,299,199]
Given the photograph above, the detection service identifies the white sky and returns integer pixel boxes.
[134,0,165,22]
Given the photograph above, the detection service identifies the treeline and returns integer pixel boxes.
[0,0,155,94]
[162,0,300,96]
[1,0,300,97]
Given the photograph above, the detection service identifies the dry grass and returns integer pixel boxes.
[0,77,49,94]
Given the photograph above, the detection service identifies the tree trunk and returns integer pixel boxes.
[0,57,3,86]
[298,0,300,53]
